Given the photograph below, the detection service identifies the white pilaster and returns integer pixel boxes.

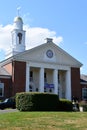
[53,69,58,95]
[26,63,30,92]
[39,68,44,92]
[65,69,71,100]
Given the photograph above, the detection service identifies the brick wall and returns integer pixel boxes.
[12,61,26,96]
[71,67,81,100]
[0,77,12,100]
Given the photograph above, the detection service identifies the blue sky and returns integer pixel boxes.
[0,0,87,74]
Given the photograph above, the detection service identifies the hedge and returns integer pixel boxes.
[16,92,59,111]
[58,99,73,111]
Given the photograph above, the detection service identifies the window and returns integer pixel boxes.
[44,72,47,83]
[0,83,4,97]
[82,88,87,100]
[30,71,33,81]
[18,33,22,44]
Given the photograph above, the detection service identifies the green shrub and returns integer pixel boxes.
[58,99,73,111]
[16,92,59,111]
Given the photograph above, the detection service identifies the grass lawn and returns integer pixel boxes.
[0,111,87,130]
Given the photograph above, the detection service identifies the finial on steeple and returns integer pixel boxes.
[17,6,21,16]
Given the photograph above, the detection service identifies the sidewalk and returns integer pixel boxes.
[0,109,18,114]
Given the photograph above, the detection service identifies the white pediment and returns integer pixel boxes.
[14,42,82,68]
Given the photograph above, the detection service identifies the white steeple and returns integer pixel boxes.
[5,15,26,59]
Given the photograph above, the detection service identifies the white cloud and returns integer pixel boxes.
[24,26,63,49]
[0,24,63,52]
[0,25,12,51]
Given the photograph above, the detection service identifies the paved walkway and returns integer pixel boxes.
[0,109,18,114]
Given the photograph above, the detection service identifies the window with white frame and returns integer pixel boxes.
[82,88,87,100]
[30,71,33,81]
[0,83,4,97]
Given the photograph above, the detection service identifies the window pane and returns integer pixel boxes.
[82,88,87,100]
[0,83,4,97]
[0,88,2,96]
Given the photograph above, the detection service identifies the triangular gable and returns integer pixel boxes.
[14,42,82,68]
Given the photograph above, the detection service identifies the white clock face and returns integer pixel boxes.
[46,50,53,58]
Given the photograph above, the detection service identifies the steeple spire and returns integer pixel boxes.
[17,6,21,16]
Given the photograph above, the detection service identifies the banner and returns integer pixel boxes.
[44,83,54,88]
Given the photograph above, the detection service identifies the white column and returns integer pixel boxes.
[53,69,58,95]
[65,69,71,100]
[25,63,30,92]
[39,67,44,92]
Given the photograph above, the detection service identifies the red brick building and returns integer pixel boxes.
[0,16,83,101]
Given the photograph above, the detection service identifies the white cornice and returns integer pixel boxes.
[0,75,11,79]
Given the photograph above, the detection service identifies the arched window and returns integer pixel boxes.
[18,33,22,44]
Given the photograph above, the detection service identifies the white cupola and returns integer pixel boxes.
[5,16,26,59]
[13,16,23,30]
